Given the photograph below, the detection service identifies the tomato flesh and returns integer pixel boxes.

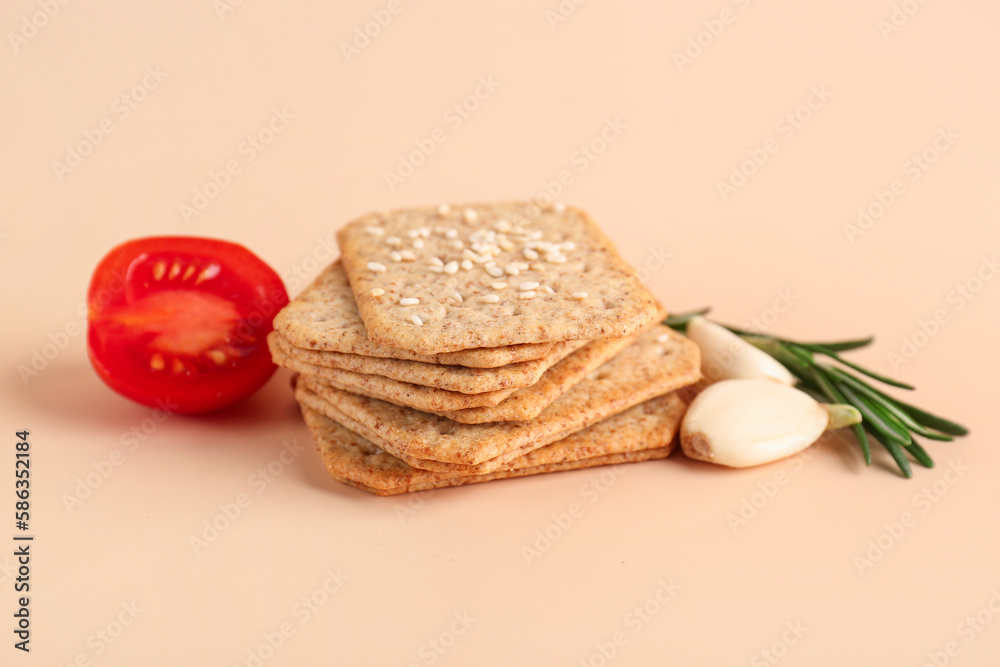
[87,237,289,413]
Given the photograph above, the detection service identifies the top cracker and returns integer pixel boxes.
[337,201,658,354]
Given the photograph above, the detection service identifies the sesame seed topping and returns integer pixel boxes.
[482,294,500,303]
[444,261,459,274]
[519,281,539,291]
[499,239,515,252]
[411,315,423,326]
[505,264,520,276]
[407,229,420,238]
[438,203,450,215]
[519,290,536,299]
[399,297,420,306]
[452,291,463,302]
[445,229,458,239]
[370,288,385,296]
[530,262,546,272]
[451,239,464,250]
[657,333,671,343]
[561,241,576,251]
[542,286,555,294]
[390,251,402,262]
[491,281,508,289]
[572,292,588,299]
[429,257,444,267]
[494,219,512,232]
[554,202,566,213]
[399,250,416,261]
[367,262,387,272]
[419,227,431,238]
[413,238,425,250]
[365,225,384,236]
[486,266,504,278]
[547,253,567,264]
[386,236,402,246]
[460,259,473,270]
[523,248,539,260]
[429,266,444,273]
[463,208,477,222]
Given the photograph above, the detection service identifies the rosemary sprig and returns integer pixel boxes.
[665,309,969,478]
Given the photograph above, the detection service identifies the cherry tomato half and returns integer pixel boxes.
[87,236,289,413]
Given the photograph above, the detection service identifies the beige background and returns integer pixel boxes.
[2,0,999,664]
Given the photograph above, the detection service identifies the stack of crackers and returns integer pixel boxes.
[268,202,701,495]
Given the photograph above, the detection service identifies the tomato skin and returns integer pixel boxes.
[87,236,289,414]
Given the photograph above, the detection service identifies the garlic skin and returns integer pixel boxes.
[681,379,836,468]
[686,316,795,386]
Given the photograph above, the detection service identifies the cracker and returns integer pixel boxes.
[298,326,700,472]
[337,202,658,354]
[301,392,685,496]
[269,331,586,394]
[274,261,555,367]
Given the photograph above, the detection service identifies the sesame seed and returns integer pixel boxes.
[519,281,539,291]
[657,333,671,343]
[413,238,425,250]
[523,248,539,260]
[482,294,500,303]
[547,253,567,264]
[419,227,431,238]
[530,262,546,272]
[411,315,423,326]
[452,291,463,302]
[399,297,420,306]
[505,264,520,276]
[390,251,402,262]
[561,241,576,251]
[499,239,515,252]
[519,291,536,299]
[429,266,444,273]
[572,292,588,299]
[486,266,504,278]
[494,219,512,232]
[444,261,459,274]
[451,239,464,250]
[386,236,402,246]
[554,202,566,213]
[370,288,385,296]
[445,229,458,239]
[434,226,449,234]
[438,203,451,215]
[529,230,544,240]
[463,208,477,222]
[515,261,530,270]
[491,281,508,289]
[460,259,473,270]
[407,229,420,238]
[429,257,444,267]
[367,262,387,272]
[542,286,555,294]
[365,225,384,236]
[399,250,416,261]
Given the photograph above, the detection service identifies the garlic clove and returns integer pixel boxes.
[686,316,796,386]
[680,379,860,468]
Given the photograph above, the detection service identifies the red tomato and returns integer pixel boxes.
[87,236,289,413]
